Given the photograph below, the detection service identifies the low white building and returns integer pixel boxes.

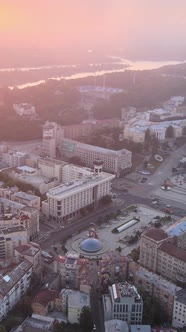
[0,259,33,321]
[68,291,90,324]
[12,191,40,210]
[172,289,186,329]
[12,165,59,195]
[13,103,36,117]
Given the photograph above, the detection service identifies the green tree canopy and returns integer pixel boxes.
[79,306,93,332]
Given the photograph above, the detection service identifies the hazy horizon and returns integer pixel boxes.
[1,0,186,66]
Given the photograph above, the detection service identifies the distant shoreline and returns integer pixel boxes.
[8,59,184,90]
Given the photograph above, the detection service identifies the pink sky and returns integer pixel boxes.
[0,0,186,51]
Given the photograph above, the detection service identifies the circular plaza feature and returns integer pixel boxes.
[154,154,163,162]
[79,238,103,253]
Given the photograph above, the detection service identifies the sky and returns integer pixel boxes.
[0,0,186,58]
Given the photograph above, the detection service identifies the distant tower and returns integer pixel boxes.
[93,159,103,174]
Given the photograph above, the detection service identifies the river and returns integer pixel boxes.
[7,56,184,90]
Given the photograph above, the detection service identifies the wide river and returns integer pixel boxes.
[6,56,184,90]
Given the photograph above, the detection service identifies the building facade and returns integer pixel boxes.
[61,138,132,176]
[0,259,33,321]
[42,169,115,223]
[172,289,186,329]
[103,282,143,324]
[42,121,64,159]
[14,242,41,274]
[0,226,27,259]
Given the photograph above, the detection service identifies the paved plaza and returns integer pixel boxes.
[65,205,177,257]
[154,173,186,206]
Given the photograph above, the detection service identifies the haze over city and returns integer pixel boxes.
[0,1,186,332]
[1,0,186,66]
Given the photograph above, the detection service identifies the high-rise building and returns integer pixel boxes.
[42,121,64,158]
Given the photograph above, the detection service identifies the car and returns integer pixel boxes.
[93,324,96,331]
[165,209,172,214]
[139,170,151,175]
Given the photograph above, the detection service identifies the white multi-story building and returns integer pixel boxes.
[172,289,186,329]
[42,121,64,159]
[61,138,132,176]
[38,158,66,184]
[0,259,33,321]
[42,167,115,223]
[0,225,27,259]
[2,151,27,167]
[13,103,36,117]
[103,282,143,324]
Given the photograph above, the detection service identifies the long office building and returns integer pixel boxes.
[42,165,115,223]
[61,138,132,176]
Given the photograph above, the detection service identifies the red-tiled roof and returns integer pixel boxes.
[55,255,65,263]
[144,228,168,241]
[159,242,186,262]
[77,258,89,266]
[32,290,59,306]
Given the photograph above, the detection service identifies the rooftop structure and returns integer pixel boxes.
[143,228,168,242]
[159,242,186,263]
[103,282,143,324]
[79,238,103,253]
[105,319,129,332]
[136,267,181,295]
[0,259,32,297]
[166,218,186,237]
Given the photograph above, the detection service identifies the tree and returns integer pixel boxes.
[0,326,7,332]
[79,306,93,332]
[99,195,112,205]
[5,316,19,332]
[165,125,174,138]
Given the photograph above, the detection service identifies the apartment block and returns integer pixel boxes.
[2,151,27,167]
[0,259,33,321]
[172,289,186,329]
[54,252,89,290]
[14,242,41,274]
[134,267,181,319]
[140,228,186,287]
[0,226,27,259]
[139,228,168,272]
